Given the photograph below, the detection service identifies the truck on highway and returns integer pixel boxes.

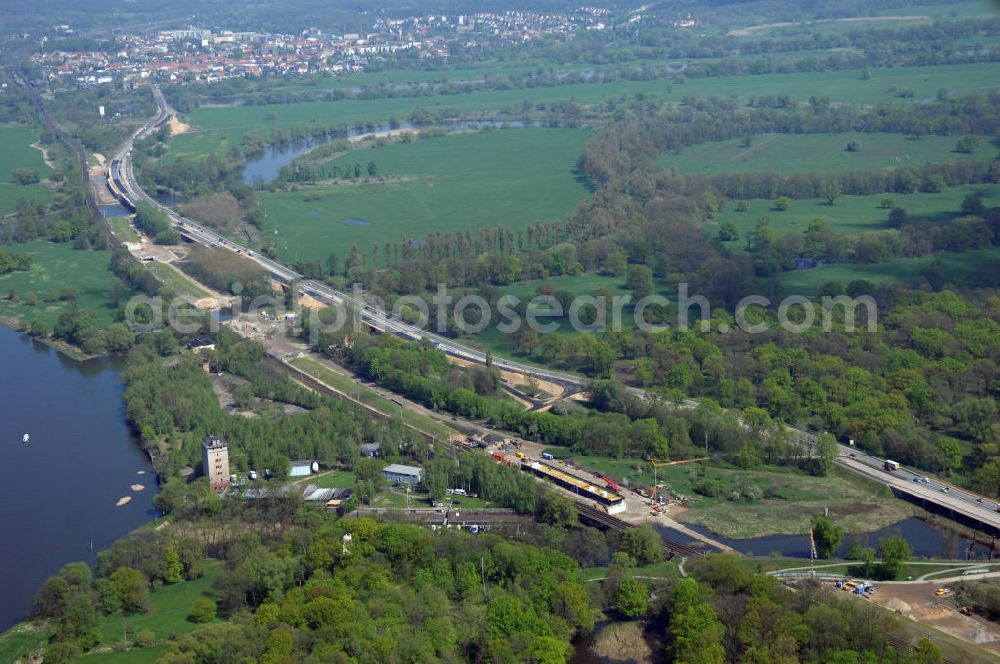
[884,460,900,471]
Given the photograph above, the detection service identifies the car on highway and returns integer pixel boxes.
[940,486,950,492]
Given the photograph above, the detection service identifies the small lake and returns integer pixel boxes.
[656,517,995,560]
[0,326,157,631]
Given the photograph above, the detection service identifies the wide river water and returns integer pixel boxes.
[0,326,157,631]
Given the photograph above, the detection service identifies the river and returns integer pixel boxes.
[0,326,157,631]
[656,516,995,560]
[241,120,544,186]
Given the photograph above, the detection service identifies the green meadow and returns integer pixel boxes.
[259,127,592,262]
[657,132,995,177]
[777,246,1000,295]
[873,0,998,18]
[0,565,219,664]
[92,565,221,645]
[0,242,125,329]
[172,62,1000,160]
[714,183,1000,243]
[145,262,211,300]
[0,124,53,213]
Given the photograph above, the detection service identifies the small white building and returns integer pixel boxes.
[290,460,320,477]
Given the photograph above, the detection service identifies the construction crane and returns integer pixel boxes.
[601,475,621,494]
[649,458,710,499]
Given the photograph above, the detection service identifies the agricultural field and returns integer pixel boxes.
[656,133,995,177]
[0,242,126,329]
[171,62,1000,160]
[0,124,53,214]
[259,127,592,262]
[714,183,1000,243]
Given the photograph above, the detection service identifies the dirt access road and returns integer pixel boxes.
[869,581,1000,655]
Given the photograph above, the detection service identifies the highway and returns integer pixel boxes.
[107,87,1000,533]
[107,86,626,392]
[836,445,1000,532]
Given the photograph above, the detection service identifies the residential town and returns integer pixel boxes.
[34,8,618,88]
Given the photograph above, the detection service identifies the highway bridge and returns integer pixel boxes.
[575,503,704,559]
[107,88,1000,534]
[837,445,1000,535]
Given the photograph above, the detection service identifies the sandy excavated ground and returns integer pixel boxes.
[299,294,327,311]
[871,582,1000,653]
[168,117,191,135]
[589,622,655,664]
[448,355,566,404]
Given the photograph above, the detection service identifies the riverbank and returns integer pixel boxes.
[0,315,95,360]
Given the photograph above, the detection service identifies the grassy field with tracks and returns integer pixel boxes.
[657,133,995,177]
[259,127,592,262]
[288,357,455,440]
[0,125,53,213]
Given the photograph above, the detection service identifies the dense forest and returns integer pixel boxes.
[31,496,954,663]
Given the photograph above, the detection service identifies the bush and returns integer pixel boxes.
[190,596,217,623]
[694,478,725,498]
[43,641,82,664]
[135,628,156,647]
[12,167,39,185]
[29,318,49,338]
